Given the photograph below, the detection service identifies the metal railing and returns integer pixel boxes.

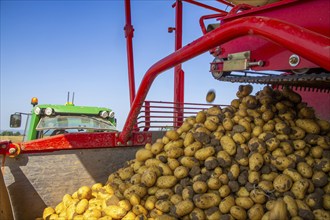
[136,100,227,131]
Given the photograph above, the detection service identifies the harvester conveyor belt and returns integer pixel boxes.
[214,72,330,92]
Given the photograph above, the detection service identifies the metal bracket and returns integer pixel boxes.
[223,51,263,71]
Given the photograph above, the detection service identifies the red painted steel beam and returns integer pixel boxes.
[199,13,227,34]
[119,16,330,143]
[124,0,136,106]
[174,0,184,128]
[216,0,235,7]
[182,0,228,14]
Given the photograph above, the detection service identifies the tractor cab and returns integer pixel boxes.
[10,97,117,141]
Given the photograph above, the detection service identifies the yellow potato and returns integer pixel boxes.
[103,205,127,219]
[136,149,154,162]
[193,193,220,209]
[156,176,177,188]
[295,119,320,134]
[173,200,195,217]
[220,136,236,155]
[219,195,235,214]
[230,206,247,220]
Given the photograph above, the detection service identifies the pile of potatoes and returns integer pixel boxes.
[42,85,330,220]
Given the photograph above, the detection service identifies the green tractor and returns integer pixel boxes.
[10,96,117,141]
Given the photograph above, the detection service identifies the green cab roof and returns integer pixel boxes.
[32,104,113,115]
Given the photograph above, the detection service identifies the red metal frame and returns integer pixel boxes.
[137,100,227,131]
[125,0,136,106]
[214,0,330,71]
[0,131,152,155]
[119,15,330,143]
[173,0,184,128]
[182,0,228,13]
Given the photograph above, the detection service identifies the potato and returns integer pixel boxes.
[249,152,264,171]
[296,200,314,219]
[283,168,302,182]
[265,137,280,151]
[151,142,164,155]
[145,196,157,211]
[261,172,278,182]
[282,86,301,103]
[219,185,231,198]
[196,111,207,123]
[207,106,222,116]
[124,184,147,199]
[204,119,218,131]
[136,149,154,162]
[132,204,148,216]
[180,156,200,168]
[317,119,330,132]
[83,209,102,219]
[296,119,320,134]
[192,181,208,194]
[219,195,235,213]
[237,84,253,97]
[155,200,172,213]
[194,146,215,161]
[324,194,330,210]
[173,166,188,179]
[217,151,232,168]
[258,180,274,192]
[172,200,194,217]
[273,174,293,193]
[166,130,180,140]
[250,189,267,204]
[193,193,220,209]
[75,199,88,215]
[141,170,157,187]
[156,176,177,188]
[164,139,184,151]
[310,146,323,159]
[271,156,295,171]
[230,206,247,220]
[291,179,309,200]
[188,208,205,220]
[233,133,246,144]
[118,167,134,181]
[297,162,313,178]
[235,197,254,209]
[166,147,184,159]
[223,118,234,131]
[103,205,127,219]
[167,158,180,171]
[289,126,306,140]
[122,211,136,220]
[269,199,288,220]
[184,141,202,157]
[129,193,141,206]
[248,171,261,184]
[313,209,330,220]
[248,137,267,154]
[248,204,264,220]
[43,207,55,219]
[220,136,237,155]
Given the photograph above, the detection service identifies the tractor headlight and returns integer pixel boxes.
[45,107,54,116]
[109,111,115,118]
[100,111,109,118]
[34,107,41,115]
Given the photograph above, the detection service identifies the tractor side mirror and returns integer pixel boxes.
[10,114,22,128]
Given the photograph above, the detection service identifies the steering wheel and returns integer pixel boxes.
[51,129,68,136]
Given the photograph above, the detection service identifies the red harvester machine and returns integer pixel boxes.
[1,0,329,219]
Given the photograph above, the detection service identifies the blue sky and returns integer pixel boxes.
[0,0,257,131]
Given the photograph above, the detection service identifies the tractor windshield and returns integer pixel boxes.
[35,115,117,137]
